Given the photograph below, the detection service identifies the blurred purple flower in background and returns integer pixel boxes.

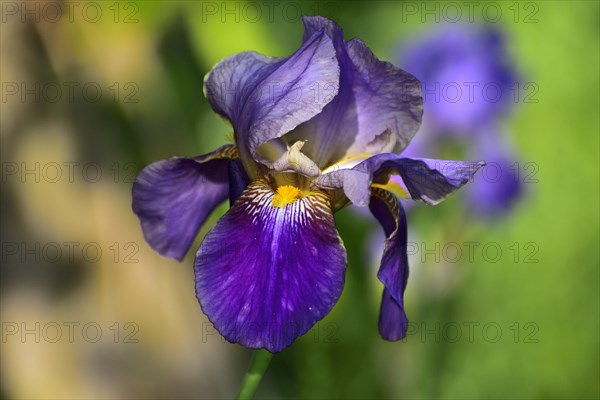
[465,128,522,216]
[399,24,523,217]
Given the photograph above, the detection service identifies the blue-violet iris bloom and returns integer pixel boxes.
[132,17,484,352]
[400,24,521,217]
[402,23,517,133]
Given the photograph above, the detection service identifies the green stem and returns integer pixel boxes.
[236,350,273,400]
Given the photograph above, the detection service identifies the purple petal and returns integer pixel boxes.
[316,153,484,206]
[286,16,422,168]
[379,290,409,341]
[227,159,251,205]
[370,189,409,340]
[204,52,278,125]
[132,145,241,261]
[203,29,339,171]
[314,168,371,206]
[195,180,347,352]
[345,39,423,155]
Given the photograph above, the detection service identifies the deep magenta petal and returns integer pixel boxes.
[194,181,346,352]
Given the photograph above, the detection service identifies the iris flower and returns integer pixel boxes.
[402,24,517,133]
[132,17,483,352]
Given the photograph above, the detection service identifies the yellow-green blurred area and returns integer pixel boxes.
[1,1,598,399]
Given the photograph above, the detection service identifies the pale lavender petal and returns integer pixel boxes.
[195,180,346,352]
[314,168,371,206]
[316,153,484,206]
[204,52,278,124]
[345,39,423,155]
[204,29,339,169]
[286,16,422,168]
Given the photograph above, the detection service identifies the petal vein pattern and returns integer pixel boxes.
[195,180,346,352]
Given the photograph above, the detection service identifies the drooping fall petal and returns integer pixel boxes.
[132,145,241,260]
[194,180,347,352]
[369,188,410,340]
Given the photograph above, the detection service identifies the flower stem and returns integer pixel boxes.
[236,350,273,400]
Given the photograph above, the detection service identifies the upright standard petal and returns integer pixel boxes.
[195,180,347,352]
[286,16,423,168]
[132,145,241,261]
[315,154,485,206]
[369,188,409,340]
[203,29,339,174]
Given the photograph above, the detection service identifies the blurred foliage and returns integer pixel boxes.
[1,1,598,399]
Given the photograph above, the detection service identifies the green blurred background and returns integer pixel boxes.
[1,1,598,399]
